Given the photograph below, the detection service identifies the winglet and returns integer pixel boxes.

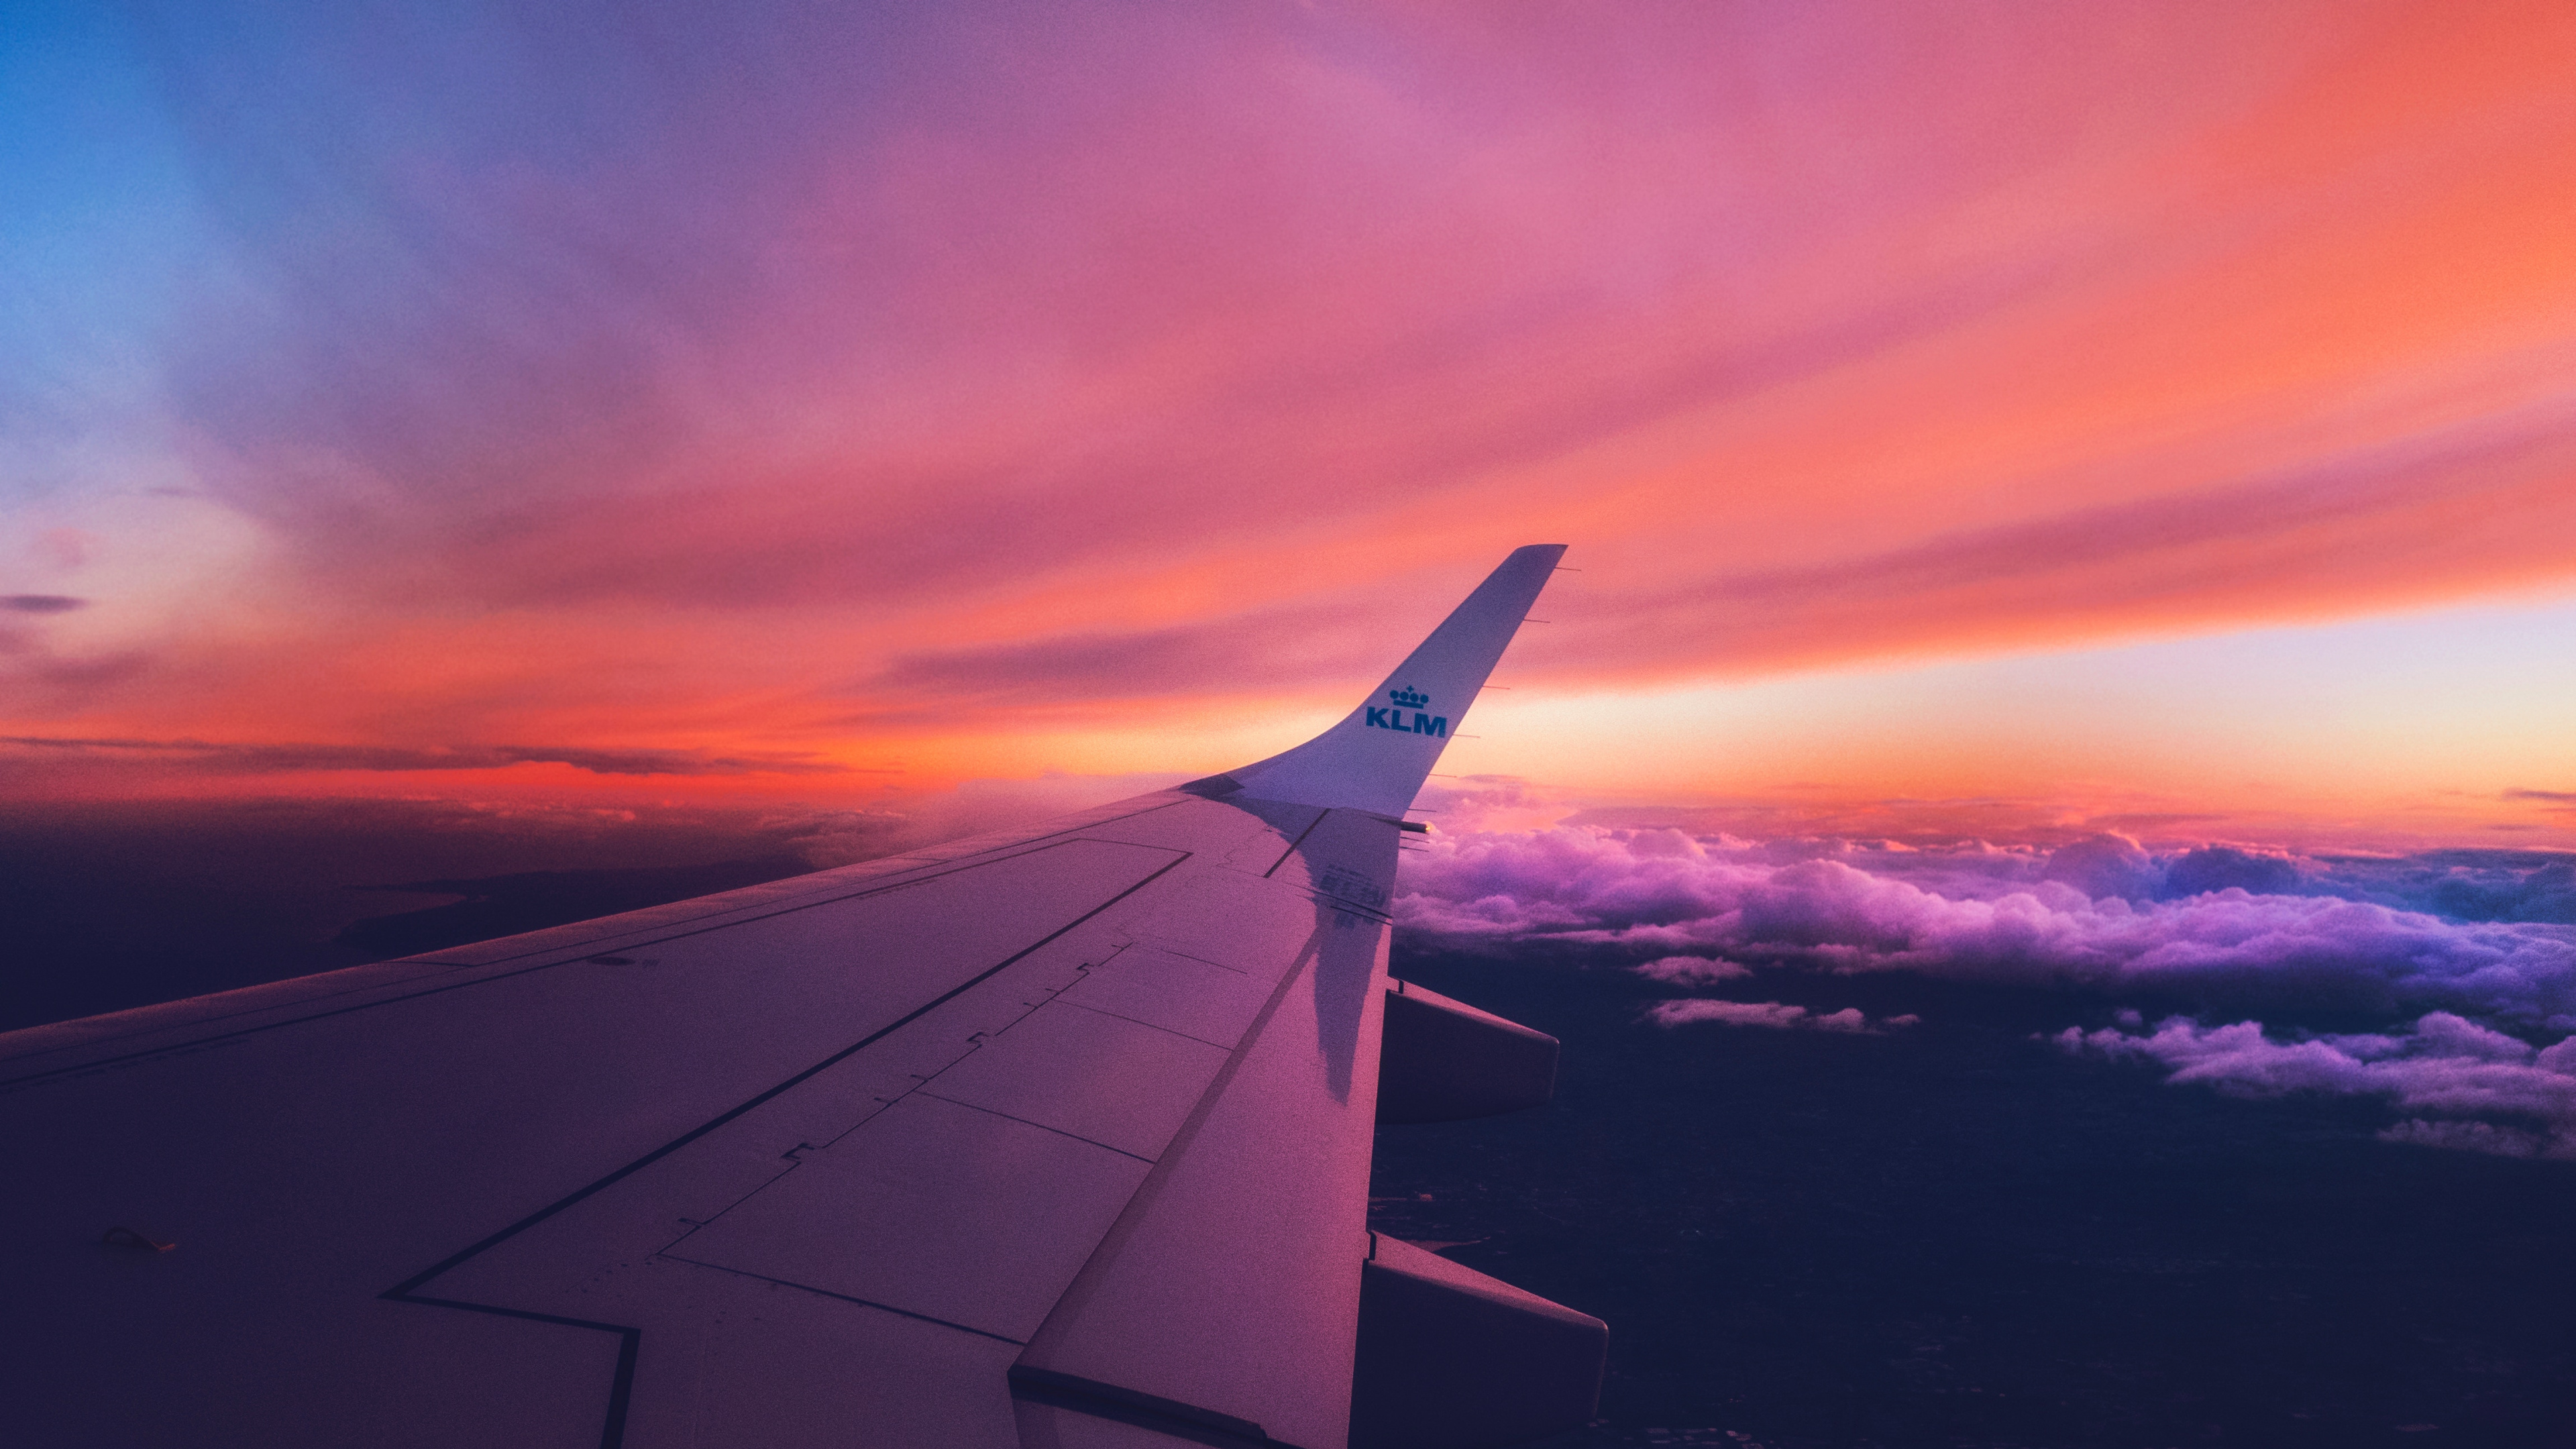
[1189,545,1565,816]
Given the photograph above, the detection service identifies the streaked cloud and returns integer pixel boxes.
[860,602,1362,707]
[0,735,851,777]
[5,0,2575,819]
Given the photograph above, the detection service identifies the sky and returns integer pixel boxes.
[4,0,2573,846]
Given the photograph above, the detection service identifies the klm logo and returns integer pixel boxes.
[1365,685,1447,738]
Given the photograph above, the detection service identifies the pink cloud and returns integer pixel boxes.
[1405,824,2576,1155]
[2057,1012,2576,1159]
[1397,827,2576,1027]
[20,2,2576,776]
[1650,999,1813,1030]
[1633,954,1755,985]
[1648,989,1916,1026]
[1645,998,1915,1034]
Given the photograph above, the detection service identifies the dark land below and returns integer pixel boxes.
[1381,947,2576,1449]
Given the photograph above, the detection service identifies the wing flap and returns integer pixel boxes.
[1014,808,1400,1448]
[1053,945,1279,1048]
[665,1093,1155,1342]
[921,999,1234,1160]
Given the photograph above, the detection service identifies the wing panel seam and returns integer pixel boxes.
[0,837,1180,1091]
[909,1089,1160,1164]
[1259,808,1332,879]
[648,1259,1029,1347]
[1050,996,1242,1051]
[369,848,1191,1449]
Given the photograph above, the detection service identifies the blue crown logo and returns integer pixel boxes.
[1389,686,1429,710]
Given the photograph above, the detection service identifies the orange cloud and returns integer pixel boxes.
[5,1,2573,838]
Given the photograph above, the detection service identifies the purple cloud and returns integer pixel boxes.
[1400,824,2576,1156]
[1650,999,1812,1030]
[1397,828,2576,1026]
[2056,1013,2576,1159]
[1634,954,1756,985]
[1646,999,1915,1034]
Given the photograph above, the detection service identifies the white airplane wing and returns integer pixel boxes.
[1,545,1604,1449]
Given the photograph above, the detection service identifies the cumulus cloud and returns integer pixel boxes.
[1397,827,2576,1028]
[1402,824,2576,1156]
[1646,999,1915,1034]
[1650,999,1811,1030]
[2055,1012,2576,1159]
[2039,833,2163,901]
[1635,955,1755,985]
[754,807,923,869]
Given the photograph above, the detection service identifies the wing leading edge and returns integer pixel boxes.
[0,547,1602,1449]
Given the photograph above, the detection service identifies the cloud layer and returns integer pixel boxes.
[1399,827,2576,1025]
[2058,1014,2576,1160]
[1399,823,2576,1155]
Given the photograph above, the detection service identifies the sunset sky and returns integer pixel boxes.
[6,0,2575,847]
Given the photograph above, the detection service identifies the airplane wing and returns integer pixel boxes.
[1,545,1605,1449]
